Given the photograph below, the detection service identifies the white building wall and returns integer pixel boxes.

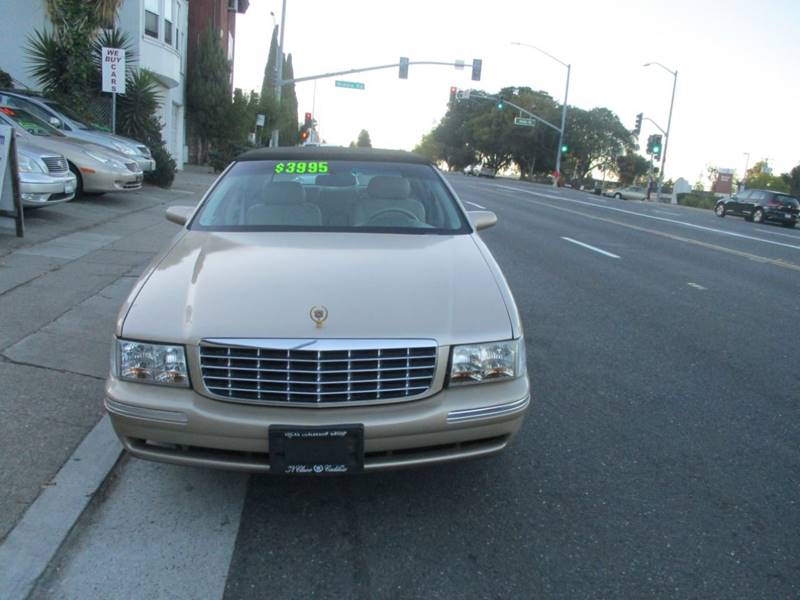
[117,0,188,169]
[0,0,50,89]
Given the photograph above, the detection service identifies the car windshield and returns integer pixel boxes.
[191,159,470,234]
[42,100,91,130]
[0,105,65,137]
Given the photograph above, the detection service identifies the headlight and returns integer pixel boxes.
[17,153,44,173]
[449,339,525,386]
[84,150,125,170]
[112,141,137,156]
[117,339,189,387]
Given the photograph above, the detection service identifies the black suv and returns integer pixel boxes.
[715,189,799,228]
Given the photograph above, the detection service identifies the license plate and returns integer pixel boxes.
[269,425,364,475]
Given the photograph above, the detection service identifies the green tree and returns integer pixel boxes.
[0,68,14,88]
[27,0,123,113]
[356,129,372,148]
[187,27,232,163]
[279,54,299,146]
[615,153,650,185]
[504,88,560,179]
[561,107,633,182]
[784,164,800,195]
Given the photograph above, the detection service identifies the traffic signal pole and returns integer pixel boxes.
[554,64,570,187]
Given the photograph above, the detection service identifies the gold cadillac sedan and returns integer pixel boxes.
[106,147,530,474]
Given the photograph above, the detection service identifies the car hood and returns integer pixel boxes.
[121,231,514,347]
[15,132,128,166]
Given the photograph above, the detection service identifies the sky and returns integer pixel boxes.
[233,0,800,184]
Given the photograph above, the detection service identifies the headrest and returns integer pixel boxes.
[263,181,304,204]
[367,176,410,200]
[315,173,355,187]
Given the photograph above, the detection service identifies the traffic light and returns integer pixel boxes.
[646,134,655,155]
[399,56,409,79]
[471,58,482,82]
[450,86,457,103]
[496,96,505,110]
[560,144,569,154]
[304,112,313,128]
[652,134,662,160]
[633,113,643,136]
[299,128,309,142]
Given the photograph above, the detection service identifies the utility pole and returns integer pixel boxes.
[270,0,287,147]
[554,64,570,187]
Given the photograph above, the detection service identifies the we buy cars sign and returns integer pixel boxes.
[101,47,126,94]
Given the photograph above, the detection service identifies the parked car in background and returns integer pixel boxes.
[16,141,77,208]
[0,105,143,196]
[0,90,155,173]
[610,185,647,201]
[463,165,475,175]
[715,189,799,227]
[473,165,496,178]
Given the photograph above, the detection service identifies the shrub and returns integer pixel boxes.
[145,139,176,188]
[208,142,251,173]
[677,193,717,210]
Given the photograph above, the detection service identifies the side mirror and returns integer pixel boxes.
[165,205,193,226]
[48,116,62,128]
[468,210,497,231]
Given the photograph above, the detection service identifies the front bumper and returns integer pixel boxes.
[133,156,156,172]
[82,166,143,192]
[19,172,77,207]
[106,374,530,472]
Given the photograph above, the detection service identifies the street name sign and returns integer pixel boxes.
[335,80,365,90]
[101,47,126,94]
[514,117,535,127]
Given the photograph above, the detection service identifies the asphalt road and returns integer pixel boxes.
[33,176,800,599]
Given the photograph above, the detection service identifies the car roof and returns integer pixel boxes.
[237,146,431,165]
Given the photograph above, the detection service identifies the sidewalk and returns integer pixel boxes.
[0,169,217,544]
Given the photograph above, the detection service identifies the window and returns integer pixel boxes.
[192,160,470,234]
[164,0,173,45]
[174,2,181,49]
[145,0,159,38]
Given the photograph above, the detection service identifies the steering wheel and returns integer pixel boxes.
[366,207,422,224]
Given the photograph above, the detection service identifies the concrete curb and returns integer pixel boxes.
[0,415,122,600]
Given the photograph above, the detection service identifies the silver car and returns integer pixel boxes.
[0,90,155,173]
[16,141,77,208]
[0,106,143,195]
[610,185,647,200]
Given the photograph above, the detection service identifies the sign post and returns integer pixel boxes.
[0,125,24,237]
[101,47,126,134]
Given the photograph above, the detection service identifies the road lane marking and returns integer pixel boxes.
[465,201,487,209]
[687,282,707,290]
[654,209,679,217]
[561,237,621,259]
[494,185,800,252]
[498,194,800,273]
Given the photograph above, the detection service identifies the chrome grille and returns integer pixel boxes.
[199,339,437,405]
[42,156,68,174]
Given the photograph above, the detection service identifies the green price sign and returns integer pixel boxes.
[274,161,329,175]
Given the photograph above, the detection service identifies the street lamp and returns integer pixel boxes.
[512,42,571,187]
[643,62,677,200]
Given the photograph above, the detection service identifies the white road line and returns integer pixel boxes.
[653,209,679,217]
[561,237,621,259]
[495,186,800,252]
[687,282,707,290]
[465,201,487,209]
